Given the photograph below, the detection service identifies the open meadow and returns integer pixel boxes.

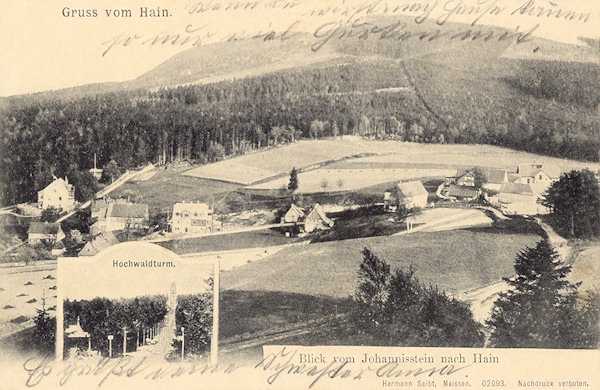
[245,167,456,193]
[183,138,600,186]
[110,164,239,213]
[221,229,542,298]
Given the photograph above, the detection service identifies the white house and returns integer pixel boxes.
[282,204,305,223]
[514,164,560,185]
[384,181,428,211]
[37,177,75,211]
[304,203,334,232]
[28,222,65,245]
[171,202,213,234]
[489,182,549,215]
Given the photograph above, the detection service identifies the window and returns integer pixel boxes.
[539,174,543,180]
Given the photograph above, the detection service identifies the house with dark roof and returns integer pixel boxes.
[446,167,508,191]
[91,203,149,233]
[28,222,65,245]
[304,203,334,232]
[479,168,509,192]
[446,185,479,201]
[384,181,428,212]
[78,231,119,257]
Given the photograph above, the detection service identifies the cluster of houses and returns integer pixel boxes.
[23,162,565,254]
[442,163,560,215]
[281,203,334,233]
[382,163,561,216]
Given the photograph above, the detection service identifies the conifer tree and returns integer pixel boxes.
[487,240,583,348]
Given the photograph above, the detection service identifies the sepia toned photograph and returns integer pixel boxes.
[0,0,599,388]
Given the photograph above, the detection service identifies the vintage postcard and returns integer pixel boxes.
[0,0,599,388]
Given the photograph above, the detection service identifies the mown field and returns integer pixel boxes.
[183,139,600,186]
[245,167,455,193]
[221,230,542,297]
[183,139,373,184]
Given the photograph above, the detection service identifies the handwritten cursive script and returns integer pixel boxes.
[22,354,239,387]
[255,347,471,388]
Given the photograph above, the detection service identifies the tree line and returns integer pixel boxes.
[2,56,598,207]
[352,242,599,348]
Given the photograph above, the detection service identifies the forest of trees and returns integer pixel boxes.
[1,54,598,207]
[63,295,168,357]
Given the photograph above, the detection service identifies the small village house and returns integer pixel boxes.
[37,177,75,211]
[78,231,119,256]
[171,202,213,234]
[282,204,305,223]
[479,168,509,192]
[91,198,111,219]
[304,203,334,232]
[446,185,479,201]
[489,182,549,215]
[445,169,476,187]
[514,164,560,185]
[445,167,508,192]
[384,181,428,212]
[91,203,149,233]
[28,222,65,245]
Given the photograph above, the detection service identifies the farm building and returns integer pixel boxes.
[37,177,75,211]
[91,203,149,233]
[515,164,560,185]
[304,203,334,232]
[170,202,213,234]
[446,185,479,201]
[282,204,305,223]
[384,181,428,211]
[479,168,509,192]
[446,167,508,191]
[445,169,476,187]
[28,222,65,245]
[91,198,111,219]
[489,182,549,215]
[78,231,119,256]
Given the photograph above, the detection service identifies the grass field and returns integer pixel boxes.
[245,167,455,193]
[221,230,542,297]
[110,166,239,213]
[183,138,599,186]
[158,230,300,255]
